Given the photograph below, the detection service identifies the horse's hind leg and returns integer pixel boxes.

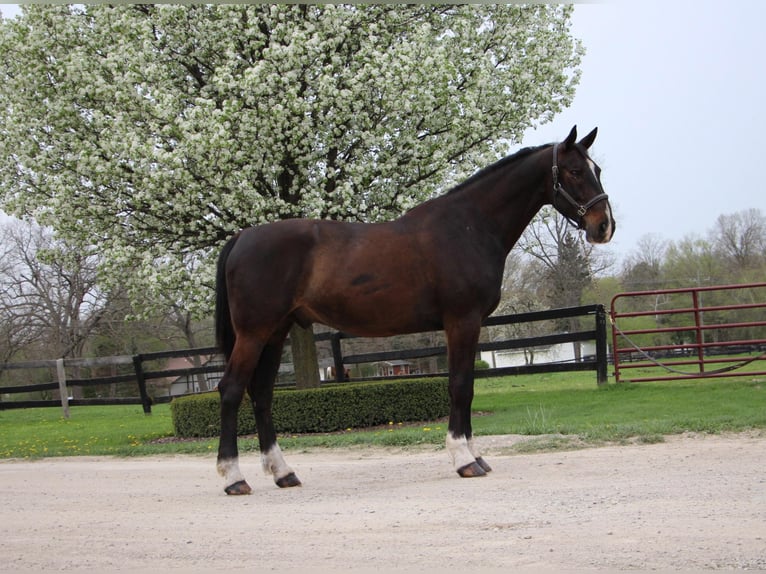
[217,337,264,495]
[249,330,301,488]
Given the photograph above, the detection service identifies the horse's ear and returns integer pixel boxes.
[564,125,578,149]
[578,127,598,150]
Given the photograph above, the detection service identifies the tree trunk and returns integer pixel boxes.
[179,312,209,392]
[191,354,209,392]
[569,317,582,362]
[290,323,320,389]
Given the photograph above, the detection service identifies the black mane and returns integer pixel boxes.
[446,143,551,196]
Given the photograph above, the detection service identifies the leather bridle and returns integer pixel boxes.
[551,143,609,230]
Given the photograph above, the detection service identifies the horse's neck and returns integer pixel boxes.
[459,150,549,254]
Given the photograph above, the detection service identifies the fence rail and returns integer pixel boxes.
[1,304,608,416]
[319,304,608,384]
[610,282,766,383]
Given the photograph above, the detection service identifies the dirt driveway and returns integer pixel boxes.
[1,432,765,572]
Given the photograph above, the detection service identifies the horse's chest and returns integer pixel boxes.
[434,233,504,294]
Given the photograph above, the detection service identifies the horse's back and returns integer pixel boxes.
[225,218,448,336]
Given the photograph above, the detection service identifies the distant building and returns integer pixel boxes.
[481,342,597,369]
[376,360,414,377]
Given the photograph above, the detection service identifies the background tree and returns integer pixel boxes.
[0,224,38,364]
[0,221,109,395]
[514,208,614,359]
[620,213,766,297]
[711,208,765,273]
[620,233,667,292]
[662,237,722,289]
[0,4,583,385]
[493,250,550,365]
[611,210,766,351]
[517,209,613,305]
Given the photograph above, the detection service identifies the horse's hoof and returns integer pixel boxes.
[275,472,302,488]
[224,480,253,495]
[475,456,493,473]
[457,461,487,478]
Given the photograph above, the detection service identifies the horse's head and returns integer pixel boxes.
[549,126,615,244]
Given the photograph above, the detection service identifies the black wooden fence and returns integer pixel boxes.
[0,304,608,415]
[0,349,223,416]
[321,304,608,384]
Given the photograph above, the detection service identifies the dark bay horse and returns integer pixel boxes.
[215,126,615,494]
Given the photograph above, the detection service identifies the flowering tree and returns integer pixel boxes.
[0,4,583,319]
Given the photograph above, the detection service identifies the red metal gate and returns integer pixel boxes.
[610,282,766,383]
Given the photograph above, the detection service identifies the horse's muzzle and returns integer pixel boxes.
[585,210,616,244]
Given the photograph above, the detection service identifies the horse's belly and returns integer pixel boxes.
[298,285,441,337]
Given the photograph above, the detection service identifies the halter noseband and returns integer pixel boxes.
[551,143,609,230]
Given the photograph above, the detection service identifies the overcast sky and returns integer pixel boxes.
[2,2,765,266]
[524,0,766,264]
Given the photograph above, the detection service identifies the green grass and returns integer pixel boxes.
[1,370,764,459]
[471,374,766,441]
[0,403,184,458]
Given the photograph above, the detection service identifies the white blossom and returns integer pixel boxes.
[0,4,582,318]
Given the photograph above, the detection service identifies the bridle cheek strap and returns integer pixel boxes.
[551,143,609,230]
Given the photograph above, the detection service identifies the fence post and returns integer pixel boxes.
[56,358,70,419]
[331,333,346,382]
[132,355,152,415]
[692,290,706,373]
[594,305,608,386]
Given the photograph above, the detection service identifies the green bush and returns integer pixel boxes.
[170,378,449,438]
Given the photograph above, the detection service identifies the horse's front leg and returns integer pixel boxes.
[444,316,492,478]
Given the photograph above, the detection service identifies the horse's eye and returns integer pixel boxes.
[570,169,581,177]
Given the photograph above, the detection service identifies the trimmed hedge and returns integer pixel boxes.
[170,377,449,438]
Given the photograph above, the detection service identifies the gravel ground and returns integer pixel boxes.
[1,431,765,572]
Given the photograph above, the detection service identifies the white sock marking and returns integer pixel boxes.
[446,433,476,470]
[261,444,294,481]
[217,457,245,486]
[467,436,483,460]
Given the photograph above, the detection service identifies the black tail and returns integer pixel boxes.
[215,234,239,361]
